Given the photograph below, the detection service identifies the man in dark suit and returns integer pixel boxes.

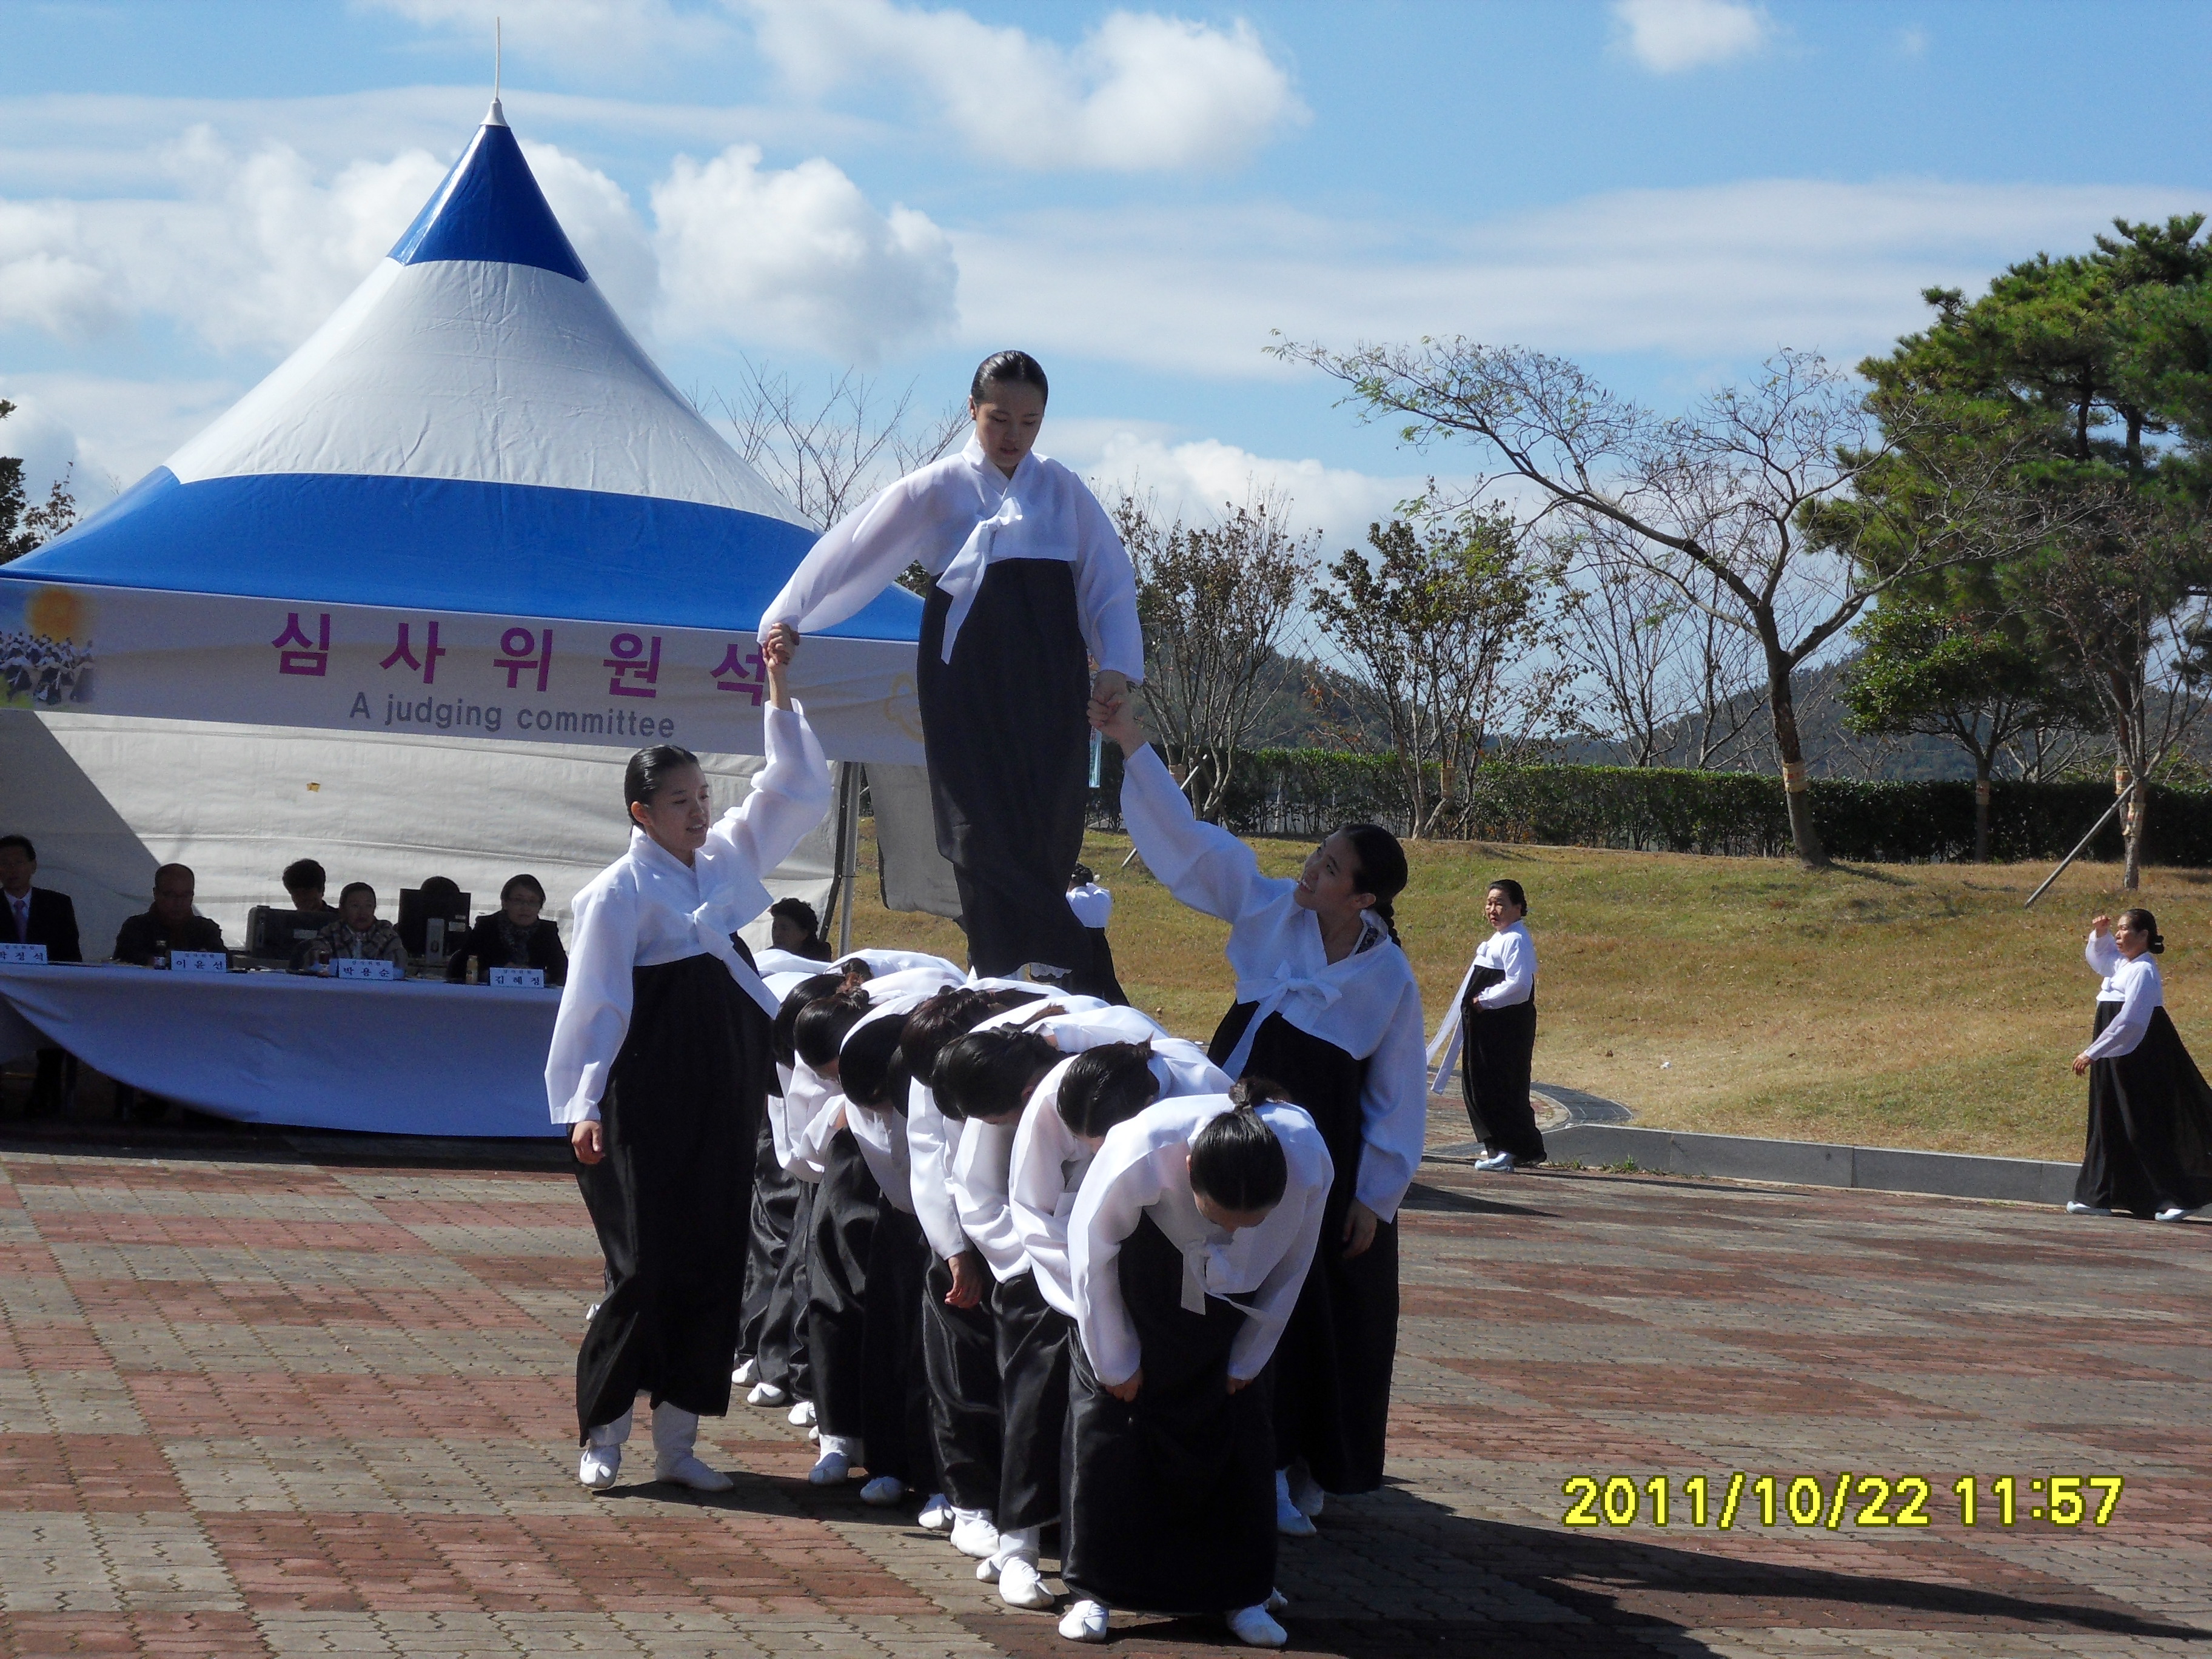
[112,863,225,966]
[0,834,82,1116]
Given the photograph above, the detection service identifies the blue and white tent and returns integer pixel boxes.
[0,104,951,955]
[2,98,926,765]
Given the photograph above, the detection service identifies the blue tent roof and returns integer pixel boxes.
[5,102,917,646]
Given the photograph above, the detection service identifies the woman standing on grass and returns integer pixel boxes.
[1089,688,1427,1535]
[2066,909,2212,1223]
[549,624,832,1492]
[1443,879,1544,1173]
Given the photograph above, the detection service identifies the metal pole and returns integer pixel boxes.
[2023,779,2137,909]
[836,763,860,955]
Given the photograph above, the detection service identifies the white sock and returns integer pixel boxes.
[991,1524,1041,1566]
[586,1407,634,1449]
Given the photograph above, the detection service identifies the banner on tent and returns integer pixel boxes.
[0,580,926,763]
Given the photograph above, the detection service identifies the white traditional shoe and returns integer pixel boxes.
[578,1445,621,1490]
[950,1510,999,1558]
[746,1381,788,1407]
[998,1557,1054,1610]
[1274,1469,1316,1537]
[1227,1604,1288,1647]
[1473,1150,1517,1173]
[2066,1201,2113,1215]
[656,1452,734,1492]
[2155,1204,2197,1222]
[786,1398,816,1427]
[806,1426,820,1444]
[650,1404,733,1492]
[732,1356,759,1387]
[1058,1600,1110,1642]
[975,1556,1000,1583]
[917,1492,954,1531]
[1286,1461,1326,1518]
[860,1475,906,1506]
[808,1449,851,1485]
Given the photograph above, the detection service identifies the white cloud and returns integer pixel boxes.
[953,178,2211,378]
[0,374,242,501]
[1612,0,1772,74]
[357,0,734,71]
[652,142,956,363]
[742,0,1304,172]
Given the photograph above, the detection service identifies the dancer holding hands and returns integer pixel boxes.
[549,623,831,1492]
[1090,688,1427,1532]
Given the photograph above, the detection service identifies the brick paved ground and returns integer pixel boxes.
[0,1131,2206,1658]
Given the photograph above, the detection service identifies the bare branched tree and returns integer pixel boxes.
[1274,340,2042,866]
[715,358,965,533]
[1112,486,1318,821]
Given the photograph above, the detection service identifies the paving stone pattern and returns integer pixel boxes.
[0,1137,2207,1657]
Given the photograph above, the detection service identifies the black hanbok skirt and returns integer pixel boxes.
[859,1202,933,1486]
[2075,1004,2212,1216]
[920,1253,1004,1512]
[916,558,1094,980]
[1062,1213,1275,1614]
[574,951,769,1439]
[994,1269,1071,1530]
[1462,976,1544,1164]
[1212,1002,1397,1495]
[807,1130,882,1441]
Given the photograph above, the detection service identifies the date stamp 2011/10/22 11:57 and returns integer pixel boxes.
[1560,1473,2124,1530]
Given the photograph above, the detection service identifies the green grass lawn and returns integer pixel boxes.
[839,823,2210,1163]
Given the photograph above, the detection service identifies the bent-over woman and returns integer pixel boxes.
[1093,691,1426,1530]
[548,624,831,1492]
[2067,909,2212,1222]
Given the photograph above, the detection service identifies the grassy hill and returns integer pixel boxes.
[844,823,2208,1163]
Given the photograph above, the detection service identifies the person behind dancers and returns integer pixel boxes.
[2066,909,2212,1222]
[1090,688,1426,1535]
[549,623,830,1493]
[1059,1079,1330,1648]
[1456,879,1543,1173]
[758,351,1143,994]
[1067,865,1128,1005]
[769,897,834,960]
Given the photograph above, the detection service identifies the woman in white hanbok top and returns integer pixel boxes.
[548,625,830,1493]
[759,351,1141,991]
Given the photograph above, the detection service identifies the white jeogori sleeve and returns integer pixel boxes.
[2085,931,2121,980]
[1071,480,1145,682]
[1225,1164,1328,1381]
[756,472,953,640]
[907,1084,971,1261]
[1353,980,1431,1222]
[790,1085,846,1178]
[1069,1130,1167,1388]
[544,876,637,1124]
[1120,743,1264,923]
[1009,1080,1086,1316]
[709,702,834,880]
[1473,929,1535,1009]
[951,1118,1027,1280]
[2082,961,2159,1061]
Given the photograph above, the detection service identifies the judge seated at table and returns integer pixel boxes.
[768,896,833,960]
[446,874,567,985]
[283,857,336,916]
[314,883,409,969]
[113,865,227,965]
[1,834,83,1117]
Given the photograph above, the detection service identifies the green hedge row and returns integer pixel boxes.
[1085,746,2212,865]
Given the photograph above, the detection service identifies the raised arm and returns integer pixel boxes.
[1114,742,1270,923]
[545,877,638,1125]
[2085,919,2120,979]
[757,472,953,640]
[709,629,834,880]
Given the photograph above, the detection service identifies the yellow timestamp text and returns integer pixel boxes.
[1560,1473,2124,1530]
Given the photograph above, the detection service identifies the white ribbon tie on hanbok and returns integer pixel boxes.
[689,899,781,1016]
[936,495,1023,663]
[1221,965,1345,1080]
[1179,1238,1216,1314]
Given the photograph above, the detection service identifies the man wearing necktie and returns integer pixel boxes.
[0,835,82,1116]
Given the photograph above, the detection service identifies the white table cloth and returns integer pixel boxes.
[0,962,562,1137]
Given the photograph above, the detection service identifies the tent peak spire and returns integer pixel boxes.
[489,14,504,122]
[387,104,583,281]
[484,96,507,128]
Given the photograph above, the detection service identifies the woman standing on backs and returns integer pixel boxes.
[549,623,832,1492]
[1059,1080,1330,1648]
[1439,879,1543,1173]
[758,352,1142,995]
[1090,690,1427,1537]
[2067,909,2212,1222]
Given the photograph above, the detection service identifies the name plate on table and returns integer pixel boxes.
[335,958,402,982]
[488,967,546,988]
[0,943,49,965]
[170,951,229,974]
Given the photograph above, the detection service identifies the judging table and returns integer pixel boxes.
[0,961,563,1138]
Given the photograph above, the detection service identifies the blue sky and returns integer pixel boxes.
[4,0,2211,545]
